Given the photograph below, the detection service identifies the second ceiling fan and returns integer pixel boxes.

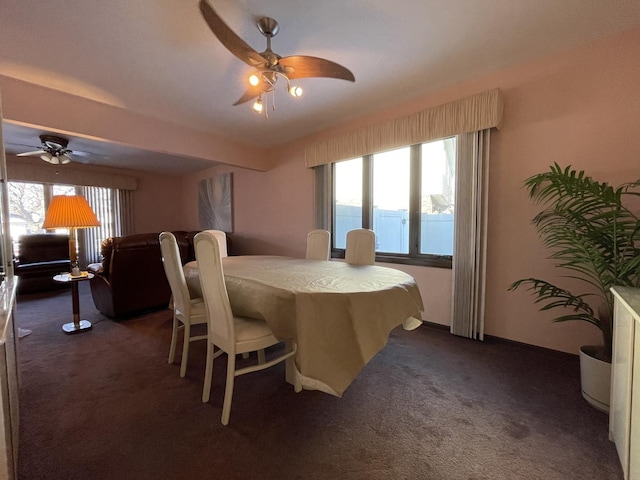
[17,135,75,165]
[198,0,355,116]
[15,134,106,165]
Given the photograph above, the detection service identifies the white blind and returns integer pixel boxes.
[78,187,134,266]
[450,130,490,340]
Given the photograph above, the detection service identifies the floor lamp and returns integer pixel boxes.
[42,195,100,333]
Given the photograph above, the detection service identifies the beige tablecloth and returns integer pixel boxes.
[183,256,424,396]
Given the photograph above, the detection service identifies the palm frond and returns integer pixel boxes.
[511,163,640,354]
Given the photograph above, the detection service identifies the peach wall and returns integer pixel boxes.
[182,158,315,257]
[5,154,189,235]
[181,27,640,354]
[484,27,640,352]
[131,171,190,233]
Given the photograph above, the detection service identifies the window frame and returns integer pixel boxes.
[328,139,455,269]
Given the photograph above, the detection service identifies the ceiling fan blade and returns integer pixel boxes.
[17,149,46,157]
[232,88,261,106]
[279,56,355,82]
[199,0,267,67]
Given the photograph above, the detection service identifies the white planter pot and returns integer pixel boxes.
[579,345,611,413]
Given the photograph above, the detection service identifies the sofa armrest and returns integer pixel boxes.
[87,263,103,275]
[89,273,115,318]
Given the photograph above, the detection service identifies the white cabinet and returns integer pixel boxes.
[0,92,19,480]
[0,279,18,480]
[610,287,640,480]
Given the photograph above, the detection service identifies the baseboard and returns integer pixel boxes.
[420,320,578,360]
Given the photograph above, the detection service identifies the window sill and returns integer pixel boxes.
[331,251,452,269]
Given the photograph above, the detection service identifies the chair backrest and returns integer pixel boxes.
[201,229,228,258]
[159,232,192,316]
[17,234,70,264]
[345,228,376,265]
[306,229,331,261]
[194,231,234,349]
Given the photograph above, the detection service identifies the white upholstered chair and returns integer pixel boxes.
[345,228,376,265]
[305,229,331,261]
[194,230,300,425]
[160,232,208,377]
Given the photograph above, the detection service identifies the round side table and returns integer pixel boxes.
[53,272,95,334]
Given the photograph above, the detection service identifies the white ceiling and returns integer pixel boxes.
[2,0,640,175]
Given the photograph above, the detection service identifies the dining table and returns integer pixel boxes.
[183,255,424,397]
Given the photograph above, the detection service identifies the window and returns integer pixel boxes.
[7,182,45,240]
[331,137,456,267]
[420,139,456,256]
[333,158,362,249]
[373,147,411,254]
[8,181,130,265]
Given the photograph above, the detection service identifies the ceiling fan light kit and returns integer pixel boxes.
[41,152,71,165]
[252,98,263,114]
[17,134,74,165]
[199,0,354,119]
[248,66,304,118]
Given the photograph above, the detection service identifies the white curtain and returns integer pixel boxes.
[450,129,490,340]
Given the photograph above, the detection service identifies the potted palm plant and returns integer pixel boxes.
[509,163,640,412]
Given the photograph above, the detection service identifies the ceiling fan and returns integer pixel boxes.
[17,135,82,165]
[198,0,355,116]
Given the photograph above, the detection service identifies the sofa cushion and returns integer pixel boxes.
[17,234,69,264]
[15,260,71,277]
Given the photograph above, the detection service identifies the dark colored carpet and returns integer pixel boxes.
[15,283,622,480]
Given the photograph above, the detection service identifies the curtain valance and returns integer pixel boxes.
[305,88,503,168]
[6,156,138,190]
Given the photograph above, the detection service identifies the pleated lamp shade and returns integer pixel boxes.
[42,195,100,229]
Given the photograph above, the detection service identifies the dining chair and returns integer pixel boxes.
[200,229,256,362]
[160,231,208,378]
[305,229,331,261]
[194,230,301,425]
[345,228,376,265]
[202,229,228,258]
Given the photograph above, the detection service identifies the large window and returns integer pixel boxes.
[332,137,456,267]
[8,181,129,265]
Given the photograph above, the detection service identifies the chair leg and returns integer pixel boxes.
[168,314,179,364]
[180,322,191,378]
[221,353,235,426]
[257,349,266,364]
[202,340,214,403]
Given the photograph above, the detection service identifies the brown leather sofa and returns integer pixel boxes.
[88,231,200,319]
[14,234,71,294]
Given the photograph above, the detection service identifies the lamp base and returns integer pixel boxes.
[62,320,92,334]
